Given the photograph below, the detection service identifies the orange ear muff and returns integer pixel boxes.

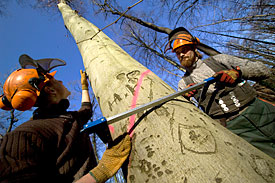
[11,90,38,111]
[0,95,13,111]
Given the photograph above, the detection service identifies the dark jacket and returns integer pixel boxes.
[182,56,256,119]
[0,101,97,183]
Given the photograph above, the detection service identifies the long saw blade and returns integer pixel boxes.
[82,77,215,132]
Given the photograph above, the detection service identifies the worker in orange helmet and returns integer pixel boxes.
[0,54,131,183]
[0,68,58,111]
[165,27,275,158]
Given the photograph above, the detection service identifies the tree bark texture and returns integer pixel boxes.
[58,3,275,183]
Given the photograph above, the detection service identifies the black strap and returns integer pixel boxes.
[1,95,13,108]
[183,56,230,85]
[183,75,195,86]
[203,56,228,72]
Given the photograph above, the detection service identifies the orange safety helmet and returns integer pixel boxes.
[0,54,66,111]
[164,27,200,53]
[172,33,200,52]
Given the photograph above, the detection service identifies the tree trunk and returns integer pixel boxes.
[58,3,275,183]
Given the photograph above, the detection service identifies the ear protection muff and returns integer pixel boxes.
[0,95,13,110]
[11,89,38,111]
[0,90,38,111]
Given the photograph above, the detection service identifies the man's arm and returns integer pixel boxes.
[80,70,91,103]
[212,54,272,81]
[76,133,131,183]
[77,70,93,125]
[75,174,97,183]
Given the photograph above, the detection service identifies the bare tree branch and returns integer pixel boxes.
[7,109,18,133]
[76,0,145,44]
[127,25,185,72]
[193,13,275,29]
[92,0,172,34]
[197,29,275,46]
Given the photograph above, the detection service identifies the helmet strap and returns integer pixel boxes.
[1,95,13,108]
[28,69,47,91]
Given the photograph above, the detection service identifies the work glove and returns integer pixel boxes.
[89,133,131,183]
[80,70,89,90]
[213,66,241,85]
[183,83,198,98]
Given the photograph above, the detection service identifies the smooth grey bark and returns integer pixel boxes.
[58,3,275,183]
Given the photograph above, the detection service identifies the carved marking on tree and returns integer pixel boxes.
[224,141,233,146]
[116,73,126,81]
[107,93,123,111]
[214,172,223,183]
[138,157,170,181]
[168,108,176,141]
[144,76,154,101]
[116,71,141,96]
[249,155,274,182]
[154,106,170,117]
[199,117,207,125]
[125,84,135,95]
[145,145,155,158]
[165,169,173,175]
[126,70,140,84]
[139,159,152,174]
[178,124,217,154]
[108,101,112,111]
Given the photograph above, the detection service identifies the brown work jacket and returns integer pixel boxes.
[0,102,97,183]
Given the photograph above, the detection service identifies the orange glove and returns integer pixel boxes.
[213,67,241,85]
[183,83,197,98]
[80,70,89,90]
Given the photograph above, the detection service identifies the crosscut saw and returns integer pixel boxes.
[81,77,215,133]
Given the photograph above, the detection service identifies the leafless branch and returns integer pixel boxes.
[77,0,145,44]
[7,109,18,133]
[193,13,275,29]
[197,29,275,46]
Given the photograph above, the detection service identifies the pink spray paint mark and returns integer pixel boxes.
[127,69,151,137]
[108,125,115,134]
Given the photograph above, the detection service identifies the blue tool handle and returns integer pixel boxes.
[81,117,107,132]
[204,77,215,84]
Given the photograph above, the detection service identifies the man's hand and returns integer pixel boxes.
[88,133,131,183]
[213,67,241,85]
[80,70,89,90]
[183,83,198,98]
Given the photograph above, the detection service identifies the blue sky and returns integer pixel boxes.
[0,1,82,85]
[0,1,117,111]
[0,0,130,163]
[0,1,143,131]
[0,0,142,100]
[0,1,104,129]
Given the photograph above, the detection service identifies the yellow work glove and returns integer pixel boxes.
[80,70,89,90]
[89,133,131,183]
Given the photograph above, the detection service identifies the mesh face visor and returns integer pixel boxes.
[19,54,66,74]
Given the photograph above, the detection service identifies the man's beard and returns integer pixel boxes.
[181,57,194,68]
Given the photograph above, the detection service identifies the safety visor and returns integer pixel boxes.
[19,54,66,74]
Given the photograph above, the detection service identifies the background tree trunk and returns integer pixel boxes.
[58,3,275,183]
